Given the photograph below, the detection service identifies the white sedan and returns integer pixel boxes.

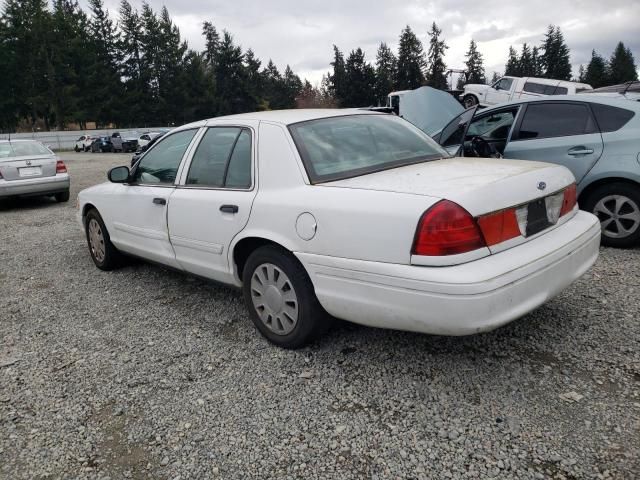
[77,110,601,348]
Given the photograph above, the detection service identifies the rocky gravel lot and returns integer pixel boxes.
[1,153,639,479]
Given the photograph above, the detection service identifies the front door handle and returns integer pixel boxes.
[568,147,594,156]
[152,197,166,205]
[220,204,239,214]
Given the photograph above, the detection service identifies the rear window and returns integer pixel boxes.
[517,103,597,140]
[590,103,635,132]
[0,141,52,158]
[289,114,448,183]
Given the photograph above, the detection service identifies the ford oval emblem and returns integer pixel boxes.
[537,181,547,191]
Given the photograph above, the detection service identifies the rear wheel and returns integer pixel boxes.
[84,209,123,270]
[242,245,331,348]
[583,183,640,248]
[54,190,70,202]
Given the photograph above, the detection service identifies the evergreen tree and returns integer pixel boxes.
[282,65,303,108]
[519,43,535,76]
[577,64,586,83]
[425,22,447,89]
[342,48,376,107]
[87,0,122,127]
[244,48,264,109]
[118,0,145,126]
[328,45,347,106]
[490,71,501,84]
[0,13,18,130]
[608,41,638,84]
[156,6,187,124]
[584,50,608,88]
[374,42,396,105]
[463,39,485,84]
[395,25,426,89]
[202,21,220,68]
[214,30,250,114]
[531,46,542,76]
[540,25,571,80]
[505,46,520,76]
[179,50,215,123]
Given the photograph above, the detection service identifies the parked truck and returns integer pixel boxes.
[460,76,592,108]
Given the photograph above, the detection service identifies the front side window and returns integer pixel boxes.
[186,127,252,188]
[132,129,197,185]
[289,114,448,183]
[517,103,597,140]
[495,78,514,91]
[467,110,517,140]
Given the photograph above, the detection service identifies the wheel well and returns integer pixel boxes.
[81,203,96,221]
[578,177,640,206]
[232,237,288,279]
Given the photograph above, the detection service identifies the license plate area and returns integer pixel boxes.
[19,166,42,177]
[524,198,552,237]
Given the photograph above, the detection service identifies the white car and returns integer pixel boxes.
[74,135,94,152]
[461,76,593,108]
[77,110,601,348]
[138,132,163,149]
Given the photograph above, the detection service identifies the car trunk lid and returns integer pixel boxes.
[0,155,57,181]
[324,157,576,252]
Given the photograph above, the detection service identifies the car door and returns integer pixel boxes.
[485,77,515,105]
[102,128,200,268]
[168,124,257,283]
[504,101,604,183]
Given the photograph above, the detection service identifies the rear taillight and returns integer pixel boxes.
[412,200,486,256]
[560,183,577,216]
[56,160,67,173]
[477,208,521,246]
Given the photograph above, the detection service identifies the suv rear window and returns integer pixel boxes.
[590,103,635,132]
[517,103,598,140]
[289,114,447,183]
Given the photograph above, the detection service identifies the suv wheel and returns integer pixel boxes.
[584,182,640,248]
[242,245,331,348]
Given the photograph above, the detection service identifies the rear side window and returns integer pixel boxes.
[553,86,568,95]
[186,127,252,188]
[517,103,597,140]
[590,103,635,132]
[523,82,547,94]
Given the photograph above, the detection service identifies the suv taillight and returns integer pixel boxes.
[56,160,67,173]
[412,200,486,256]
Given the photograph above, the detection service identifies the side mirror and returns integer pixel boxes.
[108,166,130,183]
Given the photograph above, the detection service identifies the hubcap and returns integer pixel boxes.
[250,263,298,335]
[593,194,640,239]
[88,218,106,262]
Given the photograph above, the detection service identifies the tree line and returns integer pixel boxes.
[0,0,304,131]
[1,3,638,133]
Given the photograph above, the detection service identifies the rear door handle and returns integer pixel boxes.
[220,204,239,214]
[152,197,166,205]
[568,147,594,156]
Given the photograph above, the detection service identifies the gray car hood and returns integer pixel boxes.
[398,86,463,136]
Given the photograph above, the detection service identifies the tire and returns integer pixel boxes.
[242,245,331,348]
[84,209,124,270]
[583,182,640,248]
[463,94,478,108]
[54,190,70,202]
[74,145,80,152]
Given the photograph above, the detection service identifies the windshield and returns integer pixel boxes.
[289,114,448,183]
[0,141,52,158]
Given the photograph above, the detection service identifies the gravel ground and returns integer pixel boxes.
[1,153,639,480]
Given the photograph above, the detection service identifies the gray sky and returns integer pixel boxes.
[100,0,640,85]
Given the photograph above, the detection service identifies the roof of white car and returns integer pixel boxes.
[483,94,640,111]
[181,108,382,130]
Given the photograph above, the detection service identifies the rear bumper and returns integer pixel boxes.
[0,173,70,197]
[296,210,601,335]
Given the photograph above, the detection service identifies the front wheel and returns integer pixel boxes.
[74,145,80,152]
[463,94,478,108]
[242,245,331,348]
[583,182,640,248]
[84,209,124,270]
